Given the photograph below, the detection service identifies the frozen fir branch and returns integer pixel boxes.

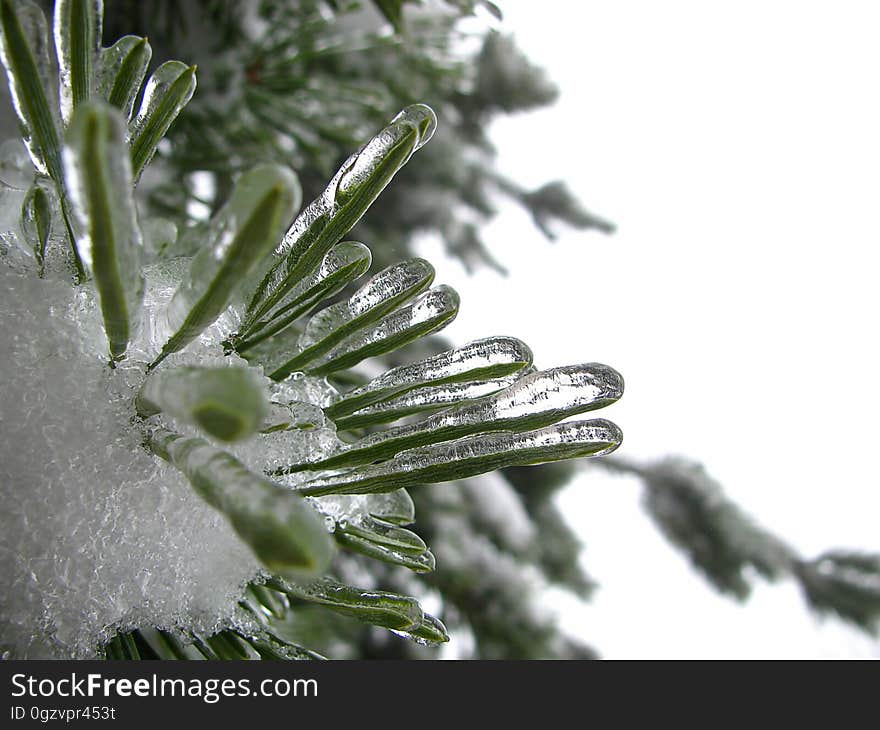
[0,0,624,659]
[90,0,614,275]
[793,553,880,633]
[597,456,880,636]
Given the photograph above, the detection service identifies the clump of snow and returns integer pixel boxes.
[0,251,337,658]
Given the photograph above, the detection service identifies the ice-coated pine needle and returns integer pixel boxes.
[296,418,623,496]
[302,285,461,377]
[99,34,151,120]
[53,0,101,123]
[333,374,522,431]
[151,163,301,368]
[64,101,143,362]
[128,59,196,180]
[234,240,372,351]
[325,335,534,420]
[246,584,289,621]
[269,576,424,632]
[149,427,335,581]
[396,612,450,645]
[337,515,427,555]
[21,181,54,275]
[137,366,269,442]
[243,257,434,375]
[335,532,436,573]
[0,0,62,180]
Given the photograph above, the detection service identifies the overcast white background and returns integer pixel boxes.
[418,0,880,657]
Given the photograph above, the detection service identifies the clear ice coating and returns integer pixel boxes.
[335,103,436,201]
[0,136,34,188]
[308,493,434,573]
[310,489,417,530]
[97,34,151,121]
[333,373,525,430]
[364,489,416,525]
[137,366,268,443]
[244,257,435,377]
[296,418,624,497]
[244,104,438,326]
[139,215,177,259]
[154,163,300,367]
[270,576,425,632]
[392,611,449,646]
[53,0,102,124]
[284,363,624,472]
[295,284,461,378]
[309,489,416,530]
[127,59,196,178]
[326,335,534,419]
[300,258,434,351]
[63,102,144,361]
[338,515,427,554]
[0,0,63,178]
[336,531,436,574]
[236,240,372,349]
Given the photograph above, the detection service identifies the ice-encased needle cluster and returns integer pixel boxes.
[0,0,624,661]
[281,363,624,472]
[243,257,439,378]
[241,104,438,332]
[232,240,372,350]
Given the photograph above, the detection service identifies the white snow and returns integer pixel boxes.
[0,254,280,658]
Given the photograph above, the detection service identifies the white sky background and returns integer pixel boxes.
[417,1,880,657]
